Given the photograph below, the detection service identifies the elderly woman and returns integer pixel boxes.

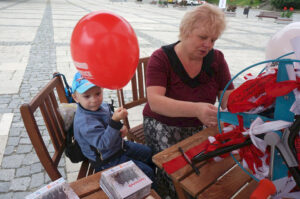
[143,3,234,155]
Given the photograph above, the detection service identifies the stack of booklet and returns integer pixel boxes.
[25,177,79,199]
[100,160,153,199]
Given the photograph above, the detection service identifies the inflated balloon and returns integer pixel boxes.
[71,11,139,89]
[265,22,300,60]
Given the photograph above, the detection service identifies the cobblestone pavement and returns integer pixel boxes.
[0,0,299,198]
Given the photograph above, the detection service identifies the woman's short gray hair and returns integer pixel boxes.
[179,3,226,40]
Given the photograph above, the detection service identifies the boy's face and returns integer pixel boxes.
[73,86,103,111]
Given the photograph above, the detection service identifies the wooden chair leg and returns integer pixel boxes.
[77,159,90,179]
[173,180,189,199]
[88,164,95,176]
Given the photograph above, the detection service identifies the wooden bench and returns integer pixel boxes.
[20,73,94,181]
[153,127,258,199]
[256,11,280,19]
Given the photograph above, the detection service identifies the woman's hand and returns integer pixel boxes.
[112,107,128,122]
[196,103,218,128]
[120,125,128,138]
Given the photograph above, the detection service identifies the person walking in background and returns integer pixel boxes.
[243,6,251,18]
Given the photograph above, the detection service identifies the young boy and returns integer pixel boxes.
[71,72,155,182]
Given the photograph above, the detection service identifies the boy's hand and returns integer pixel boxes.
[112,107,128,122]
[120,125,128,138]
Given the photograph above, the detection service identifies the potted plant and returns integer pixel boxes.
[225,0,237,17]
[276,6,294,24]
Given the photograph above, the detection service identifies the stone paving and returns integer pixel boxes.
[0,0,299,198]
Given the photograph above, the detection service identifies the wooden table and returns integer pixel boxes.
[152,127,258,199]
[69,172,161,199]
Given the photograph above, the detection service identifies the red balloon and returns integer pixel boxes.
[71,11,139,89]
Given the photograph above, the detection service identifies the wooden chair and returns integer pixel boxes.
[20,73,94,181]
[117,57,150,144]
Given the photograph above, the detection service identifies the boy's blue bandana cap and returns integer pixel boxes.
[72,72,96,94]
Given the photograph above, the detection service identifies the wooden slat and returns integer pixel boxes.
[131,73,138,101]
[130,124,143,132]
[51,147,64,167]
[197,165,252,199]
[137,62,145,99]
[135,132,144,139]
[233,179,258,199]
[123,99,147,109]
[88,165,95,176]
[129,125,144,144]
[180,157,238,197]
[136,131,144,139]
[132,127,143,135]
[143,59,148,97]
[117,89,125,107]
[124,117,130,130]
[39,101,60,151]
[46,93,64,145]
[49,91,66,140]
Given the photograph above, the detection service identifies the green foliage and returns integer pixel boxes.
[271,0,300,9]
[281,9,293,18]
[205,0,299,9]
[286,11,293,18]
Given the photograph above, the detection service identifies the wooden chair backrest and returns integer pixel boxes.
[117,57,149,129]
[20,74,93,181]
